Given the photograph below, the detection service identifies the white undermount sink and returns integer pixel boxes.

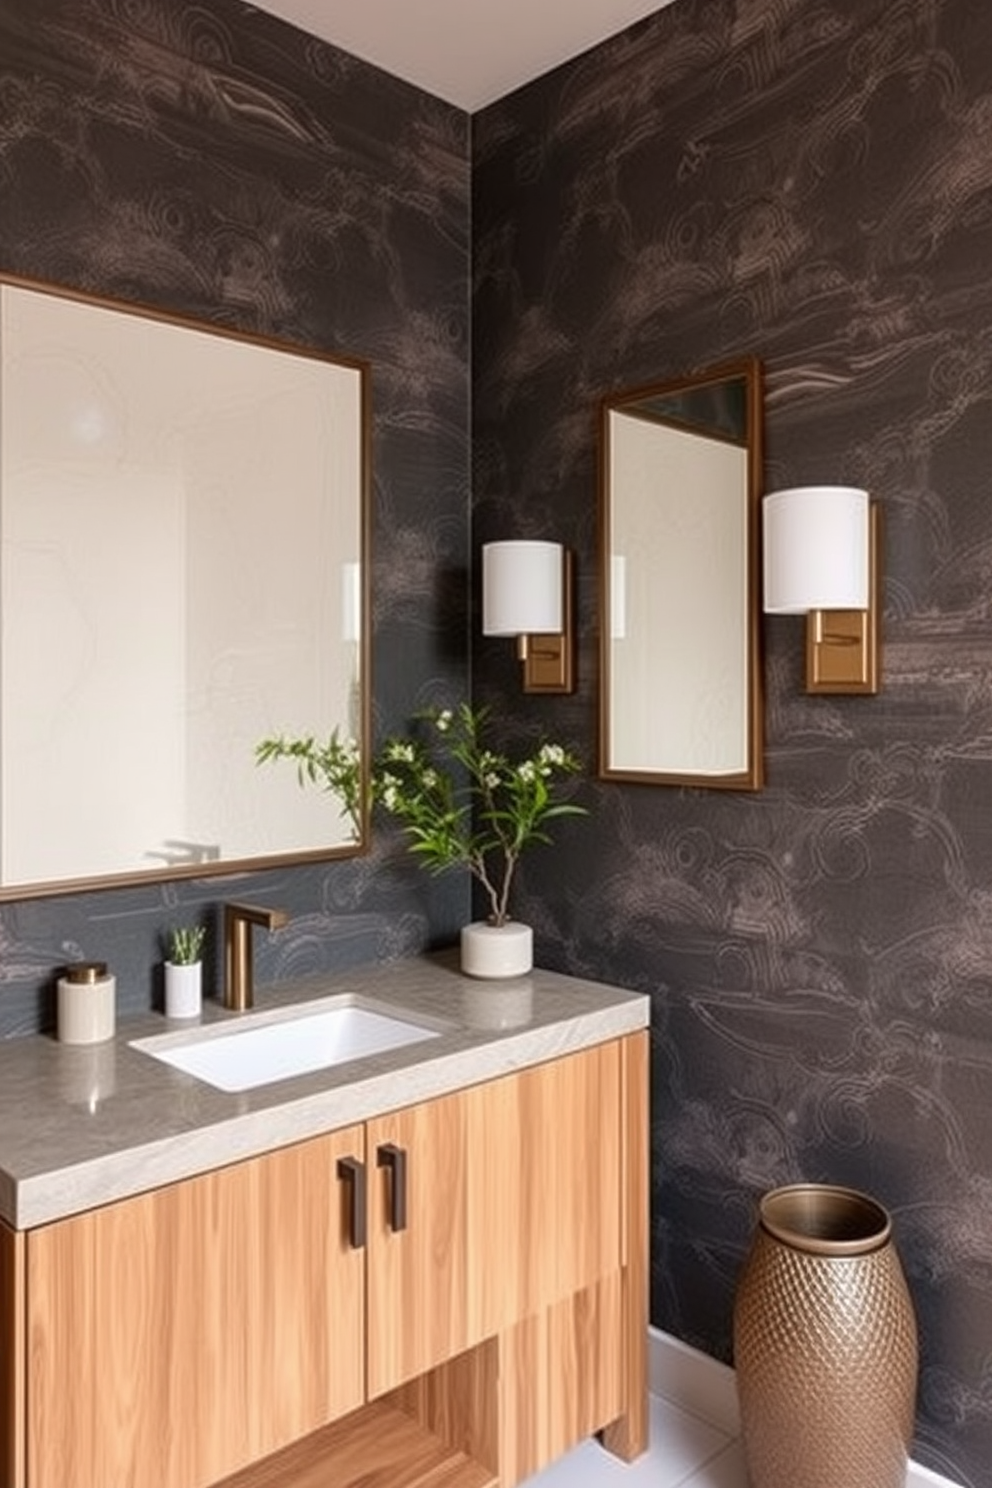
[130,996,442,1093]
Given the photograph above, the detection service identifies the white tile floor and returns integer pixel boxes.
[523,1390,948,1488]
[524,1394,749,1488]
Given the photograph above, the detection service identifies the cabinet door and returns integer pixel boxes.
[480,1036,623,1322]
[366,1040,622,1396]
[26,1127,366,1488]
[365,1079,470,1396]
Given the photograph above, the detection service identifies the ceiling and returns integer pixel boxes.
[248,0,675,111]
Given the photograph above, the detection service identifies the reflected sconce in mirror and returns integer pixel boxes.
[610,554,627,641]
[342,561,362,643]
[482,540,575,693]
[763,486,880,694]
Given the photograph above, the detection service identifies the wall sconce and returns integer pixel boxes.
[763,486,880,694]
[482,539,575,693]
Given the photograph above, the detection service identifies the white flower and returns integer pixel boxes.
[387,741,415,763]
[539,743,565,766]
[435,709,454,732]
[422,768,439,789]
[517,761,537,783]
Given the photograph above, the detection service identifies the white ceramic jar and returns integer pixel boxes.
[57,961,116,1044]
[459,921,533,978]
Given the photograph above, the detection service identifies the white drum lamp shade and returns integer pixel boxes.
[763,487,870,613]
[482,540,563,635]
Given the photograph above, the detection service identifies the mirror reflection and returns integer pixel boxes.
[599,358,763,790]
[0,276,369,897]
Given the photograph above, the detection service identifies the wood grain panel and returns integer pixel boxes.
[498,1271,623,1485]
[215,1400,497,1488]
[600,1028,649,1462]
[0,1218,25,1488]
[366,1042,622,1398]
[385,1338,500,1475]
[467,1038,622,1337]
[26,1128,366,1488]
[366,1086,471,1395]
[538,1038,622,1299]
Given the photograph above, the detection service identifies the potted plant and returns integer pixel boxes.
[373,703,587,977]
[164,924,207,1019]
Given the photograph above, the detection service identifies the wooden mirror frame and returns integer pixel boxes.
[0,274,371,898]
[598,357,764,791]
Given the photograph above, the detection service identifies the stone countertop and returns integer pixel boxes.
[0,955,649,1230]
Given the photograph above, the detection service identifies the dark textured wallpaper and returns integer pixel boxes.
[0,0,472,1030]
[3,1,992,1486]
[472,2,992,1485]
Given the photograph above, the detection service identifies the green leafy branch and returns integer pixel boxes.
[255,728,362,842]
[373,703,587,926]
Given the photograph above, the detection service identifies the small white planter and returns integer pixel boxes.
[164,961,202,1020]
[459,921,533,979]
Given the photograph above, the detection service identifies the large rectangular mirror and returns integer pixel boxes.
[0,275,369,897]
[599,357,763,790]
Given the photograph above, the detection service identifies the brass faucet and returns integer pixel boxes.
[223,903,289,1010]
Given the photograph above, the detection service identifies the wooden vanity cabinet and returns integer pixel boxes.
[25,1126,366,1488]
[10,1034,646,1488]
[1,1218,25,1488]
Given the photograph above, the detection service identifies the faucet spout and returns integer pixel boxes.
[223,902,289,1011]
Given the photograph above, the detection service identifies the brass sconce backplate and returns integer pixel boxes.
[521,549,575,693]
[805,503,881,694]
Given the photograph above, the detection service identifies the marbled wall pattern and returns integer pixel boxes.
[4,0,992,1483]
[0,0,472,1032]
[473,2,992,1484]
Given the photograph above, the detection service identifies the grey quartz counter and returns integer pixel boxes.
[0,955,649,1230]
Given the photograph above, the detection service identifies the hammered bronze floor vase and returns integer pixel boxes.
[733,1184,918,1488]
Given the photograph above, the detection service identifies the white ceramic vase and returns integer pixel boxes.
[459,921,533,979]
[165,961,202,1019]
[57,963,116,1044]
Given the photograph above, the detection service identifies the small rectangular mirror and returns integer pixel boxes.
[0,275,370,896]
[598,357,764,790]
